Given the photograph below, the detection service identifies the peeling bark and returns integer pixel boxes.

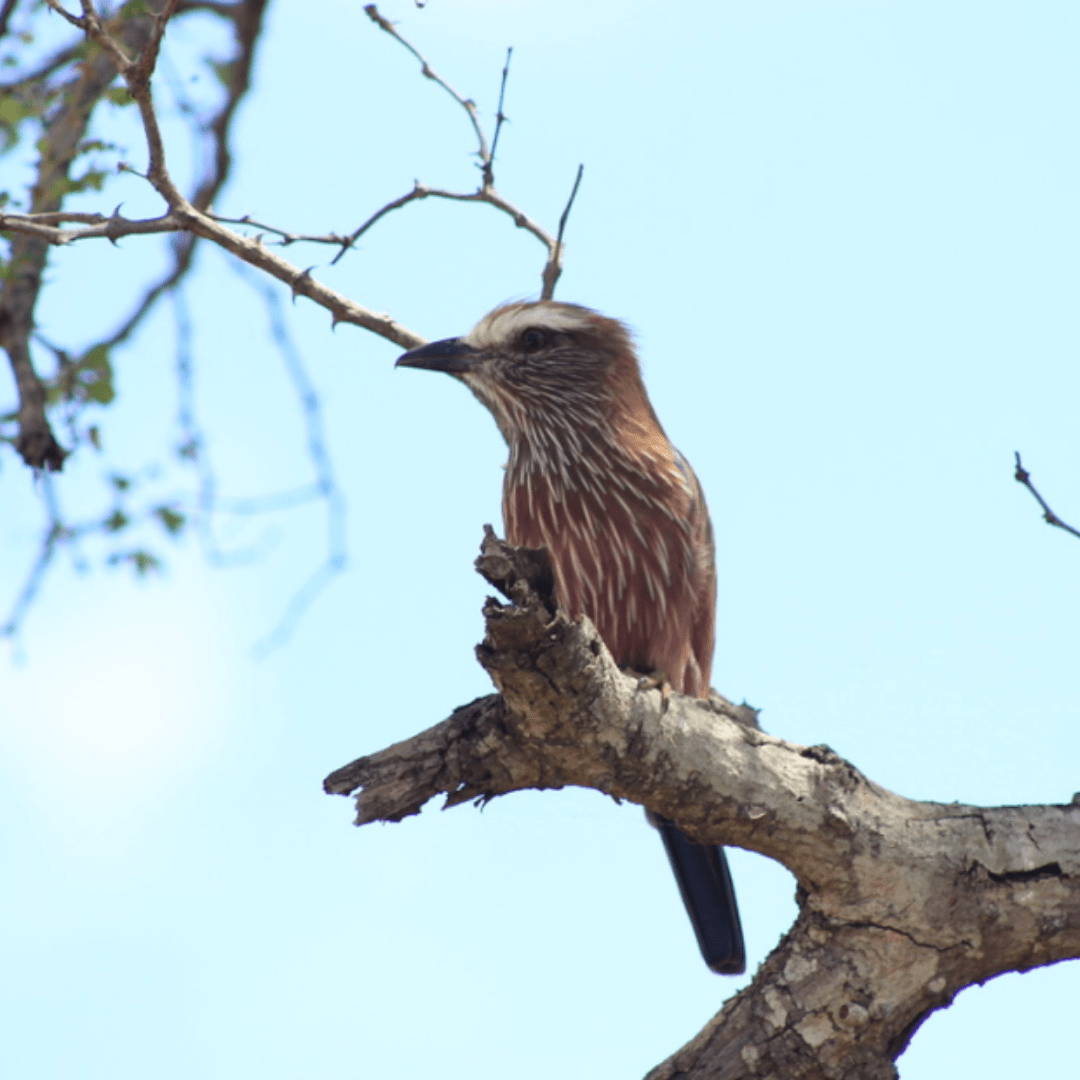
[326,530,1080,1078]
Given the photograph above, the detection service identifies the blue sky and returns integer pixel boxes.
[1,1,1078,1077]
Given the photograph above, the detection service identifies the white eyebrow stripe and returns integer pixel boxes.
[462,304,596,349]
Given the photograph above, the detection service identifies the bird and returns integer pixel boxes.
[396,300,745,975]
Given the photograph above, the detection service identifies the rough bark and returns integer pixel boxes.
[326,529,1080,1080]
[0,12,161,469]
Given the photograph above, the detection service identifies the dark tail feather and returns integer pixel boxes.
[647,811,746,975]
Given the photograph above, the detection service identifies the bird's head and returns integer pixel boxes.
[396,301,654,446]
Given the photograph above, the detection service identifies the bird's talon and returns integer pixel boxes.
[637,671,672,713]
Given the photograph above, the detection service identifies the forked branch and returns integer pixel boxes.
[1014,451,1080,541]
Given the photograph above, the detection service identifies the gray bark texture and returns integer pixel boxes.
[325,529,1080,1079]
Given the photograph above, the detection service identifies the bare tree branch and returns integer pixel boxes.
[362,3,487,159]
[331,5,581,298]
[0,208,186,244]
[484,47,512,189]
[90,0,271,356]
[1014,451,1080,541]
[0,0,19,40]
[0,0,588,386]
[29,2,425,348]
[541,163,584,301]
[1,2,585,642]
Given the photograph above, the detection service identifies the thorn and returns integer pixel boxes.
[104,203,125,246]
[1013,450,1029,484]
[291,267,314,303]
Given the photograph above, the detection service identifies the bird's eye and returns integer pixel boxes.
[521,328,547,352]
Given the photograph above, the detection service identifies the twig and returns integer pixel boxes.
[0,209,186,245]
[363,4,488,166]
[540,164,584,301]
[208,212,351,249]
[44,0,182,200]
[332,181,558,269]
[0,475,68,639]
[89,0,273,355]
[1013,452,1080,541]
[329,184,428,265]
[50,1,423,347]
[484,47,512,189]
[345,13,581,297]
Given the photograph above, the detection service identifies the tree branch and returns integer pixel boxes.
[362,3,488,166]
[326,529,1080,1080]
[1014,451,1080,541]
[0,1,171,469]
[0,0,19,40]
[541,163,584,301]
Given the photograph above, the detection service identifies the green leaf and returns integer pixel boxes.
[77,345,115,406]
[103,509,129,533]
[0,98,29,126]
[153,506,186,536]
[108,549,162,576]
[66,167,109,195]
[46,345,114,406]
[104,86,134,107]
[78,138,121,155]
[209,59,238,91]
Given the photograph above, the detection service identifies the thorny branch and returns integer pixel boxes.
[335,6,584,300]
[1014,451,1080,541]
[1,0,276,636]
[361,2,489,166]
[3,2,587,352]
[485,48,512,189]
[85,0,270,357]
[1,1,582,637]
[206,10,584,298]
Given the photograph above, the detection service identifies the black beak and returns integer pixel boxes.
[396,337,478,374]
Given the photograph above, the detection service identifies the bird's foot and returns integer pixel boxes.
[636,670,672,713]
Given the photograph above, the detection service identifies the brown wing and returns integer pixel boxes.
[674,450,717,699]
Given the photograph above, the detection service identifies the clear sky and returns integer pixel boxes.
[1,1,1078,1077]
